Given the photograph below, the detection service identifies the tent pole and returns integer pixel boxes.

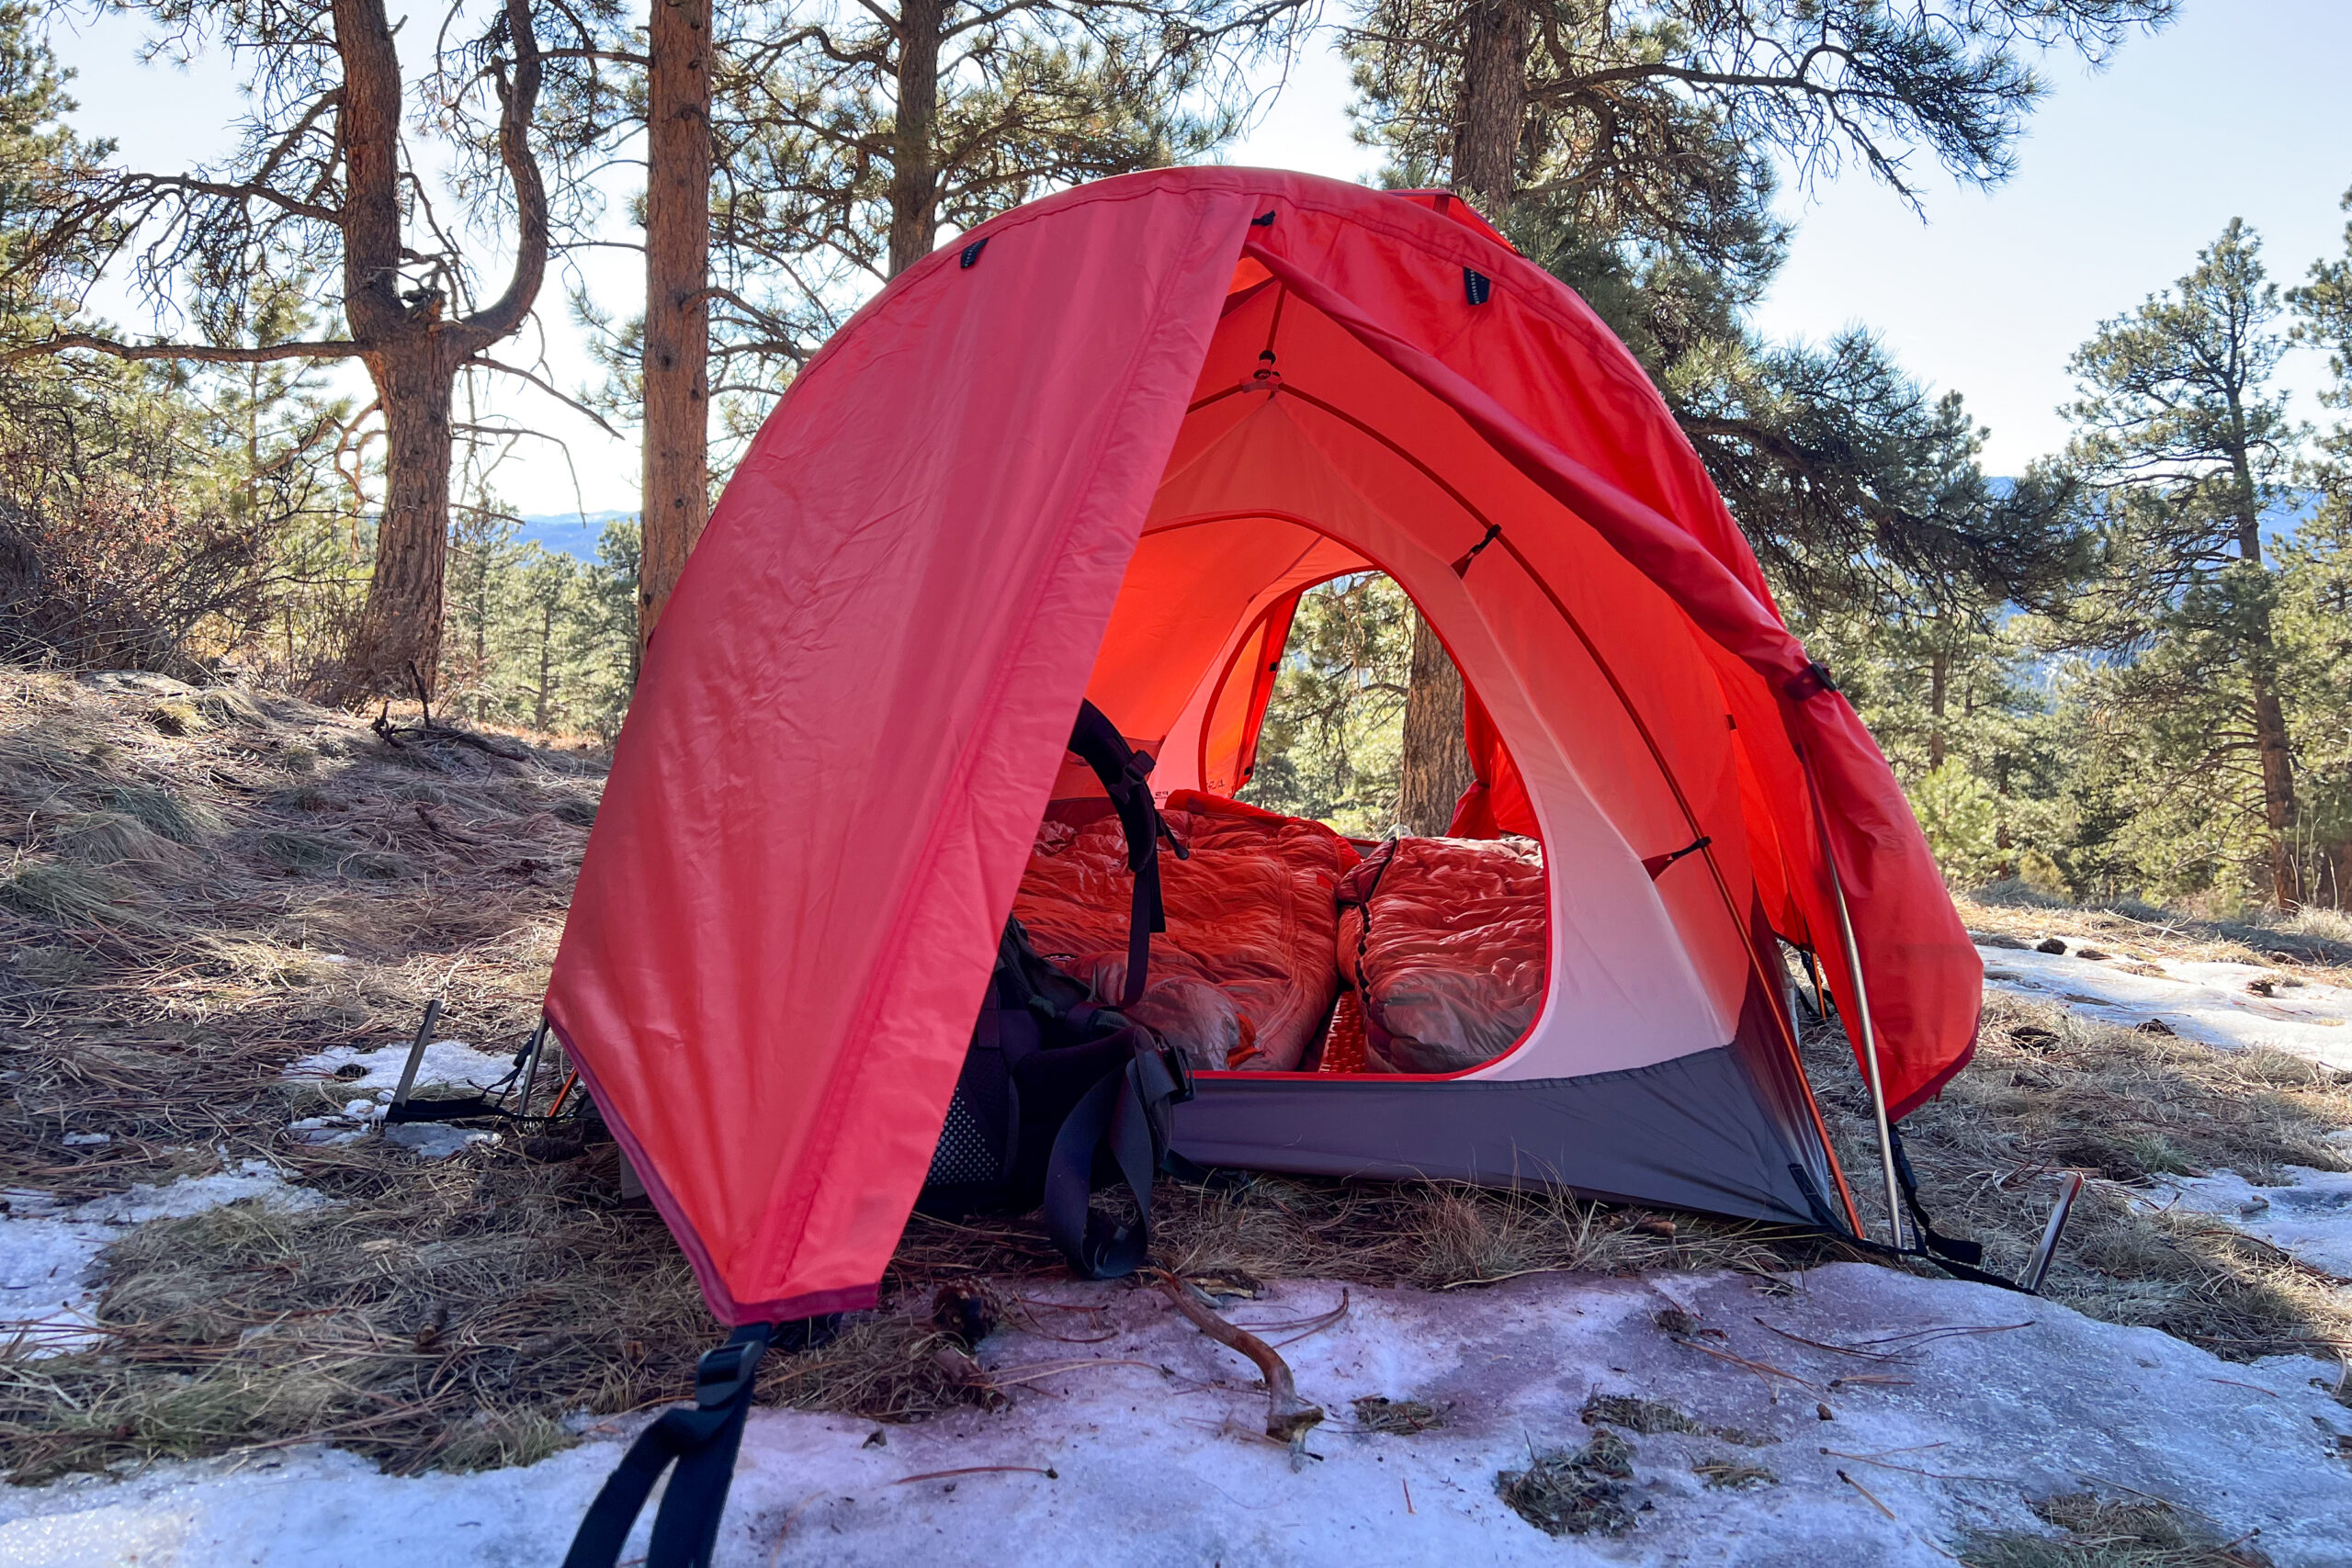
[1806,768,1906,1251]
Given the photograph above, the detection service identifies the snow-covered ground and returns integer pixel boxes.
[287,1038,521,1093]
[0,1164,325,1355]
[1,1264,2346,1567]
[1974,942,2352,1070]
[2156,1166,2352,1280]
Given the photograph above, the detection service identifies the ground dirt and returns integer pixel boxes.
[2,669,2348,1559]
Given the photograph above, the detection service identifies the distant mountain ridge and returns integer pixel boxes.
[510,489,2318,564]
[515,511,636,559]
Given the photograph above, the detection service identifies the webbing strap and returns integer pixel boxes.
[1039,1040,1187,1279]
[1888,1121,1985,1268]
[563,1324,773,1568]
[1065,701,1170,1009]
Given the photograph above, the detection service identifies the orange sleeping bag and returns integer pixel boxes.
[1337,836,1547,1074]
[1014,792,1357,1073]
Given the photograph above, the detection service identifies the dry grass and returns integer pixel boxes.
[1801,987,2352,1383]
[3,664,2348,1493]
[1495,1427,1641,1537]
[1958,1492,2274,1567]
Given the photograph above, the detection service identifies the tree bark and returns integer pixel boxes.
[2234,490,2299,908]
[2219,387,2299,908]
[888,0,945,276]
[639,0,715,649]
[1928,649,1949,771]
[334,0,548,704]
[350,342,461,695]
[1397,611,1473,835]
[1449,0,1529,217]
[1396,0,1530,832]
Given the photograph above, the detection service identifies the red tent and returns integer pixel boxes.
[546,168,1982,1325]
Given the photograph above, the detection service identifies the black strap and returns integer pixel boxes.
[1039,1034,1190,1279]
[564,1324,773,1568]
[1887,1121,1985,1267]
[1065,701,1171,1009]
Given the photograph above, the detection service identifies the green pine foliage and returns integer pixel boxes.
[442,514,639,740]
[1238,574,1415,836]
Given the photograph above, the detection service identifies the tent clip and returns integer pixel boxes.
[1449,521,1502,577]
[1640,835,1712,880]
[1464,268,1492,305]
[958,238,988,269]
[1784,660,1838,701]
[1250,209,1277,227]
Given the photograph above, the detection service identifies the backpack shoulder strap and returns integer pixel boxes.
[563,1324,774,1568]
[1063,701,1181,1009]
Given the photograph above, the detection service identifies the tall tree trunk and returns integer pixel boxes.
[1397,611,1473,834]
[639,0,713,650]
[535,603,555,730]
[1928,649,1949,770]
[329,0,547,705]
[1397,0,1530,833]
[348,343,458,697]
[2231,433,2298,908]
[1450,0,1529,215]
[888,0,945,276]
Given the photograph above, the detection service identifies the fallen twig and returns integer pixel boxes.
[1239,1289,1351,1348]
[1670,1336,1816,1394]
[1150,1268,1324,1457]
[891,1465,1057,1485]
[983,1357,1166,1389]
[1753,1317,1908,1361]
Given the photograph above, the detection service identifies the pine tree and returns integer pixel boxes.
[1347,0,2155,829]
[2064,220,2305,906]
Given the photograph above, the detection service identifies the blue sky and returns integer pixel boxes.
[47,1,2352,511]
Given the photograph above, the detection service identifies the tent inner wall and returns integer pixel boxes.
[1069,284,1790,1085]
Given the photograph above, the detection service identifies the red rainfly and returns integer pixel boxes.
[546,171,1982,1324]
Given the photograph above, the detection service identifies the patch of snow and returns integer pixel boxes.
[2154,1168,2352,1280]
[288,1039,518,1092]
[381,1123,494,1160]
[0,1163,327,1355]
[2,1265,2346,1566]
[1976,943,2352,1069]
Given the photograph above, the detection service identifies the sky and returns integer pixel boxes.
[43,0,2352,512]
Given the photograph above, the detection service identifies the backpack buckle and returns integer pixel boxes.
[694,1329,770,1410]
[1139,1033,1194,1108]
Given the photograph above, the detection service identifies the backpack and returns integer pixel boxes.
[915,700,1193,1279]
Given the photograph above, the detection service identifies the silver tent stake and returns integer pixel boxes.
[514,1017,550,1118]
[390,997,442,1113]
[2023,1172,2085,1293]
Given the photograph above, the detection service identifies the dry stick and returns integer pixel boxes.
[1752,1317,1910,1361]
[984,1358,1167,1390]
[1821,1448,2008,1483]
[1836,1470,1966,1562]
[891,1465,1057,1485]
[1149,1269,1325,1448]
[1672,1336,1817,1394]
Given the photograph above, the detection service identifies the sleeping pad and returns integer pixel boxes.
[1338,835,1548,1074]
[1013,791,1357,1073]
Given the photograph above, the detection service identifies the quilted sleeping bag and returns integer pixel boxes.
[1013,792,1357,1073]
[1338,836,1548,1074]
